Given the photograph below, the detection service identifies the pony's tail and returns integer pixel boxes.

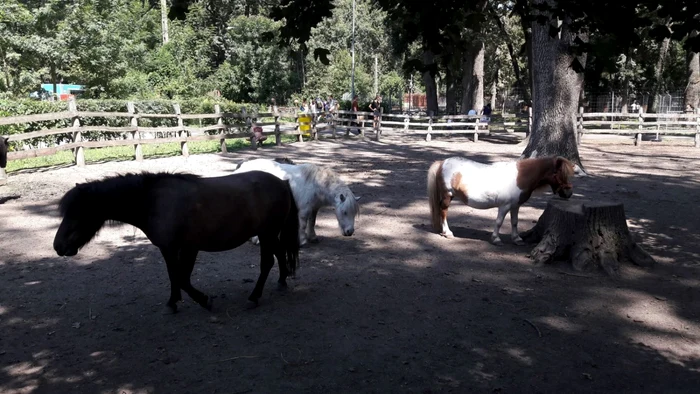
[281,181,300,277]
[427,160,444,232]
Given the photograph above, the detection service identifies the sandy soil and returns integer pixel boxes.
[1,133,699,394]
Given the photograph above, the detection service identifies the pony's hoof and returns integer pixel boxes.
[491,237,503,245]
[308,237,320,244]
[512,238,525,246]
[299,242,309,249]
[277,281,288,292]
[245,299,259,309]
[440,231,454,238]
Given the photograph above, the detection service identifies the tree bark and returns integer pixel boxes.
[422,48,439,115]
[521,3,587,173]
[461,42,485,114]
[521,199,656,278]
[649,23,672,113]
[490,69,498,109]
[445,68,458,115]
[517,8,534,105]
[686,31,700,110]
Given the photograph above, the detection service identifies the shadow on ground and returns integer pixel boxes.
[1,135,699,393]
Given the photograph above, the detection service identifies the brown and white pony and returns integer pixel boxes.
[427,155,574,245]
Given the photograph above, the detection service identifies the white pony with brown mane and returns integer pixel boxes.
[233,158,361,246]
[427,155,574,245]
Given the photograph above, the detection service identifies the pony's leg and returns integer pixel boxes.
[440,194,453,238]
[178,249,213,311]
[307,208,319,243]
[298,209,311,247]
[510,206,525,245]
[491,205,509,245]
[273,246,289,291]
[160,248,183,314]
[248,235,276,306]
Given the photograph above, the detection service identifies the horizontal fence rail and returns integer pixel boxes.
[2,101,699,183]
[577,107,700,147]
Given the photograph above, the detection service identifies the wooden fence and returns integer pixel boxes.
[0,100,310,161]
[577,107,700,147]
[3,102,699,184]
[297,108,490,142]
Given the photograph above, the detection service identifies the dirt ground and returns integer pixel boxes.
[1,133,700,394]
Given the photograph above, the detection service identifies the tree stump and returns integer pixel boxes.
[520,199,656,277]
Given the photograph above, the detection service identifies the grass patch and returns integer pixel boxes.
[6,134,299,173]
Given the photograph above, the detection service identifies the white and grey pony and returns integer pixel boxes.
[232,158,361,246]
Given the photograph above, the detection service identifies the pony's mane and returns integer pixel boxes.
[301,164,360,216]
[558,157,575,183]
[59,172,200,217]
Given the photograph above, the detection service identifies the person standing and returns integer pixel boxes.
[369,95,381,131]
[350,95,361,135]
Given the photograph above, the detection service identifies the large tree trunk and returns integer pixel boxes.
[521,199,656,278]
[686,31,700,110]
[649,24,672,113]
[461,42,485,114]
[521,4,587,173]
[518,9,534,105]
[445,68,458,115]
[491,69,498,109]
[422,48,439,115]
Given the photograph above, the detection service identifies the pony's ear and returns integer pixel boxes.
[2,137,8,145]
[555,156,567,170]
[354,195,361,201]
[339,194,346,203]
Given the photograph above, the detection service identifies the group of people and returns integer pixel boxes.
[296,95,338,120]
[466,103,492,123]
[292,94,383,135]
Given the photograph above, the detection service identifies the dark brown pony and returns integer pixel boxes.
[53,171,300,313]
[0,137,8,169]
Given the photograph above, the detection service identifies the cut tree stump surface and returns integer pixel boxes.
[521,198,656,277]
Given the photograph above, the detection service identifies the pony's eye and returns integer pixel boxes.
[343,211,347,215]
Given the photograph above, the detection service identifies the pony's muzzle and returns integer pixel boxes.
[53,241,78,257]
[343,228,354,236]
[558,187,573,199]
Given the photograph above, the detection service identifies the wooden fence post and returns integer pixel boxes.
[403,115,409,132]
[576,107,584,146]
[376,107,383,141]
[69,98,85,166]
[274,106,281,146]
[474,118,480,142]
[695,108,699,148]
[527,107,532,138]
[173,103,188,157]
[127,102,142,161]
[635,107,643,146]
[215,104,226,153]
